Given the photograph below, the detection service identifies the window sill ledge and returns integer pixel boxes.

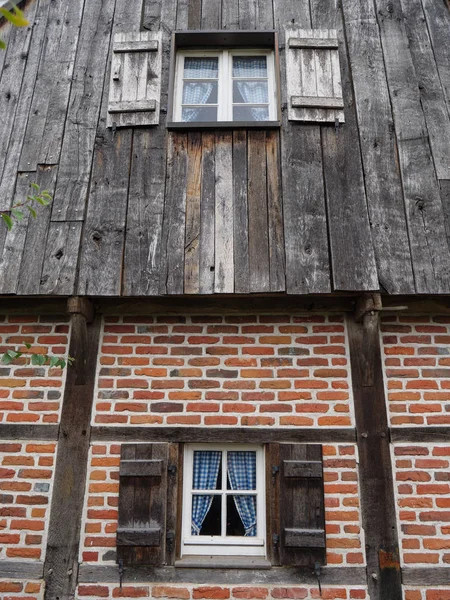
[175,556,272,569]
[167,121,281,130]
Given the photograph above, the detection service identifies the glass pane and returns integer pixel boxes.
[184,57,218,79]
[192,494,221,536]
[182,81,218,105]
[233,56,267,78]
[233,106,269,122]
[226,495,245,536]
[233,81,268,104]
[227,451,256,490]
[182,106,218,122]
[228,495,257,537]
[192,450,221,489]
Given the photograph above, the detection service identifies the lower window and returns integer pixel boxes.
[181,444,266,556]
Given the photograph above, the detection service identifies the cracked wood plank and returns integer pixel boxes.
[40,222,83,295]
[184,132,202,294]
[233,130,249,293]
[199,132,215,294]
[266,130,286,292]
[214,131,234,293]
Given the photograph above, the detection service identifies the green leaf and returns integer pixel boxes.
[0,7,29,27]
[1,213,13,230]
[31,354,46,366]
[24,342,31,349]
[0,39,6,50]
[49,356,60,368]
[41,191,52,198]
[1,353,13,364]
[1,349,21,365]
[31,183,40,191]
[11,208,24,221]
[56,359,66,369]
[27,206,37,218]
[34,196,45,206]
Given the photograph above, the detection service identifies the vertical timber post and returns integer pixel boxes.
[44,298,100,600]
[347,304,402,600]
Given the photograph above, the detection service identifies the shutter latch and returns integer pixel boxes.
[272,465,279,484]
[272,533,279,546]
[118,558,124,589]
[314,561,322,596]
[168,464,177,475]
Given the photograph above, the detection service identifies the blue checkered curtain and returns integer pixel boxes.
[191,451,221,535]
[227,451,257,537]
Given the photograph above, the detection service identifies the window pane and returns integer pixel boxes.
[228,495,257,537]
[233,81,268,104]
[192,450,221,489]
[227,451,256,490]
[233,106,269,121]
[182,106,218,122]
[192,495,221,536]
[183,81,218,105]
[233,56,267,78]
[184,57,218,79]
[226,495,245,536]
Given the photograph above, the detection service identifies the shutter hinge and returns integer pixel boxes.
[272,465,279,485]
[168,464,177,475]
[314,561,322,596]
[118,558,124,589]
[272,533,279,546]
[166,531,175,552]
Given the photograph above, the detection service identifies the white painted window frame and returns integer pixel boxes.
[181,443,266,557]
[173,49,277,123]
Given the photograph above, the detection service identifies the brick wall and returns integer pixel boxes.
[404,589,450,600]
[94,315,353,427]
[0,315,70,424]
[79,442,364,566]
[0,580,43,599]
[0,441,57,562]
[393,444,450,566]
[381,315,450,426]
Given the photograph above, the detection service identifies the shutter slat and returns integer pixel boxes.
[289,37,338,49]
[114,40,159,53]
[109,100,157,114]
[120,458,162,476]
[285,528,326,548]
[291,96,344,109]
[283,460,323,478]
[117,528,161,546]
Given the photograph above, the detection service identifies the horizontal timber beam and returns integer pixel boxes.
[390,427,450,443]
[0,561,44,579]
[0,424,59,440]
[402,567,450,586]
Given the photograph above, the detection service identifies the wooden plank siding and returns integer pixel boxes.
[0,0,450,296]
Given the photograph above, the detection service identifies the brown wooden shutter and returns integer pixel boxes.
[268,443,326,567]
[285,27,345,124]
[117,443,179,566]
[107,31,162,128]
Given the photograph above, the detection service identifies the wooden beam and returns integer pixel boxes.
[402,567,450,586]
[43,313,101,600]
[390,427,450,443]
[0,561,44,579]
[354,292,382,323]
[0,424,59,440]
[347,313,402,600]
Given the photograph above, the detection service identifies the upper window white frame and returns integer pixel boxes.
[173,49,277,124]
[181,443,266,557]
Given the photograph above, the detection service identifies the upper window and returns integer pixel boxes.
[173,50,277,124]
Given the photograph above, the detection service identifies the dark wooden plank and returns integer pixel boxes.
[201,0,221,28]
[79,564,367,585]
[402,567,450,586]
[283,460,322,478]
[117,444,136,566]
[0,0,50,206]
[284,528,325,547]
[401,0,450,181]
[214,131,234,293]
[375,0,450,293]
[184,132,202,294]
[266,131,285,292]
[390,426,450,443]
[39,222,83,295]
[0,424,59,440]
[199,132,216,294]
[159,133,188,295]
[318,5,378,292]
[248,130,270,293]
[50,0,116,221]
[17,165,58,295]
[341,0,415,294]
[117,529,161,546]
[166,442,181,565]
[348,313,402,600]
[233,130,250,293]
[120,459,163,477]
[0,561,43,579]
[18,0,85,171]
[122,128,166,296]
[91,426,357,443]
[43,310,101,600]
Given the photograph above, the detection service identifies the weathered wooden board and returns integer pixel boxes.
[266,131,285,292]
[214,132,234,293]
[318,4,378,291]
[159,132,188,295]
[248,130,270,293]
[17,165,58,295]
[201,0,221,28]
[199,132,216,294]
[222,0,238,29]
[375,0,450,293]
[401,0,450,180]
[233,130,250,293]
[51,0,116,221]
[187,0,202,29]
[176,0,189,29]
[0,0,50,207]
[441,180,450,251]
[342,0,415,294]
[0,3,37,211]
[18,0,85,171]
[39,222,83,295]
[184,132,202,294]
[122,128,166,296]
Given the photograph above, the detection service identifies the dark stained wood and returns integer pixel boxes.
[266,131,285,292]
[199,132,216,294]
[248,130,270,293]
[266,443,280,566]
[117,529,161,546]
[50,0,116,221]
[283,460,322,478]
[122,128,167,296]
[233,130,250,293]
[159,132,188,295]
[166,442,181,565]
[39,222,83,295]
[92,426,357,443]
[0,424,59,441]
[120,459,163,477]
[390,426,450,443]
[375,0,450,293]
[184,132,202,294]
[214,131,234,293]
[342,0,415,294]
[43,310,101,600]
[284,529,325,548]
[348,313,402,600]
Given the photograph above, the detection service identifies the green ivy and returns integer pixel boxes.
[1,183,52,230]
[0,3,29,49]
[1,343,74,369]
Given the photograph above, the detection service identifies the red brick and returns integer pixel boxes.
[232,589,268,600]
[152,586,190,599]
[78,585,110,597]
[193,588,230,599]
[113,586,150,597]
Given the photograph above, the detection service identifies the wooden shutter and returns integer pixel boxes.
[267,443,326,567]
[117,443,179,566]
[285,27,345,124]
[107,31,162,128]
